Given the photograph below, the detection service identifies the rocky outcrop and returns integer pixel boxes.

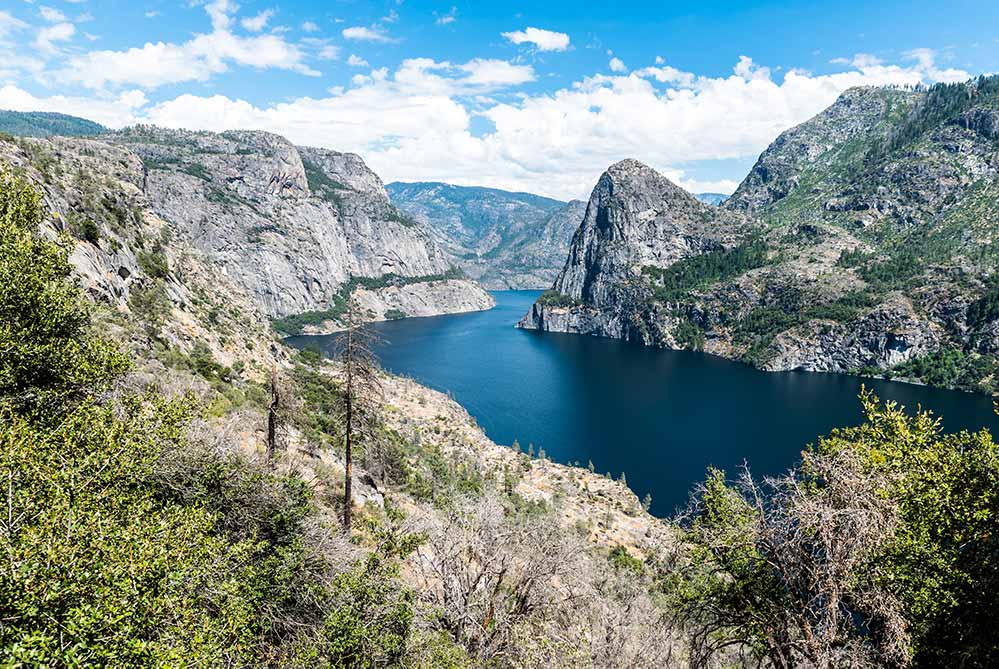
[1,125,493,370]
[519,159,752,340]
[0,132,279,376]
[725,87,921,213]
[387,181,583,289]
[521,78,999,392]
[552,159,748,305]
[107,126,492,323]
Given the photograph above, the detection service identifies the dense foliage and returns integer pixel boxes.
[0,171,129,418]
[0,110,106,138]
[865,75,999,165]
[0,171,447,667]
[882,347,999,395]
[667,390,999,668]
[642,239,768,302]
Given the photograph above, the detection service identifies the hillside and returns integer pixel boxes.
[387,181,585,288]
[5,161,998,667]
[0,136,683,668]
[522,77,999,394]
[0,110,105,137]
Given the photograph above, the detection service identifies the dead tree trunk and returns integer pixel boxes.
[334,297,381,537]
[343,324,354,533]
[266,364,279,462]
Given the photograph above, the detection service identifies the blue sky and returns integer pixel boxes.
[1,0,996,198]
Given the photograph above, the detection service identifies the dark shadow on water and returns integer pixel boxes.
[287,291,998,516]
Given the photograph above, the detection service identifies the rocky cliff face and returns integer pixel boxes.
[387,181,583,289]
[0,132,279,375]
[109,127,491,326]
[521,159,753,344]
[522,78,999,393]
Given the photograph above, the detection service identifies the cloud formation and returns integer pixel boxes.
[501,27,570,52]
[59,2,317,89]
[1,22,978,201]
[342,26,396,43]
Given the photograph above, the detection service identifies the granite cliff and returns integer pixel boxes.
[387,181,585,289]
[522,77,999,394]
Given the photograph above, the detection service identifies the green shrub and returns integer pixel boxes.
[643,239,768,302]
[384,308,407,320]
[674,319,705,351]
[137,241,170,279]
[0,170,128,418]
[536,289,579,308]
[129,281,171,334]
[66,212,100,244]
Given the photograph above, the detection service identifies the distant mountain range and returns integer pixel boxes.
[0,110,105,138]
[521,76,999,395]
[695,192,728,206]
[387,181,586,289]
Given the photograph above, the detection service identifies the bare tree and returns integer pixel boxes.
[331,297,382,535]
[413,493,586,664]
[266,363,280,462]
[663,447,907,669]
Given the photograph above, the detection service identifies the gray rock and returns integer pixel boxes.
[109,126,492,321]
[387,181,584,289]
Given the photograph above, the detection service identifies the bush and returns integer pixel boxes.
[0,170,128,418]
[536,289,579,308]
[66,212,100,244]
[643,239,768,302]
[667,391,999,667]
[137,241,170,279]
[129,281,171,334]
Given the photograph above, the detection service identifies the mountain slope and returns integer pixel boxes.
[0,110,105,137]
[522,77,999,394]
[387,181,584,288]
[106,126,493,330]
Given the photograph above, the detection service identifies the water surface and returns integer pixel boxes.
[287,291,998,516]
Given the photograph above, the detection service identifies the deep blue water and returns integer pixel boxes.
[287,291,999,516]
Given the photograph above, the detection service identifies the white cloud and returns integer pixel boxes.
[59,2,318,89]
[144,11,160,19]
[0,11,28,38]
[634,65,695,87]
[608,57,626,73]
[342,25,396,43]
[317,44,340,60]
[501,26,570,52]
[435,7,457,25]
[458,58,535,86]
[36,22,75,53]
[204,0,236,31]
[241,9,275,32]
[301,21,319,33]
[831,53,882,68]
[3,52,977,199]
[39,6,67,23]
[0,84,149,127]
[347,54,369,67]
[733,55,770,80]
[903,47,969,83]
